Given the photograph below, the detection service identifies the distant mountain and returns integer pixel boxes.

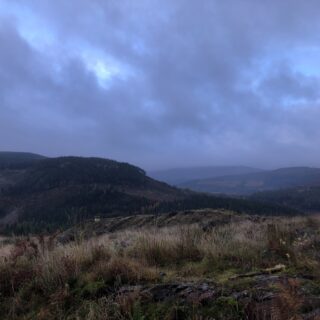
[0,151,46,169]
[0,156,296,234]
[180,167,320,195]
[148,166,263,185]
[251,186,320,212]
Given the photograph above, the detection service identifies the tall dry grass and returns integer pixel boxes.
[0,215,319,319]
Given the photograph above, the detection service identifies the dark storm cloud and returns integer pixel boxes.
[1,0,320,170]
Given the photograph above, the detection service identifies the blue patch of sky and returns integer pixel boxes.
[0,2,133,89]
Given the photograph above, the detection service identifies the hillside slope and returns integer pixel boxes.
[0,156,299,234]
[0,152,46,169]
[180,167,320,195]
[0,152,46,192]
[251,186,320,212]
[0,156,182,233]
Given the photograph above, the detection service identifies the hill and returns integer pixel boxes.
[0,156,297,234]
[0,151,46,169]
[148,166,262,185]
[0,152,46,192]
[251,186,320,212]
[0,156,182,233]
[179,167,320,195]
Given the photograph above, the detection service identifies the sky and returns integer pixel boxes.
[1,0,320,170]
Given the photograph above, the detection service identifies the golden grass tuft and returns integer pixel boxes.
[0,214,319,319]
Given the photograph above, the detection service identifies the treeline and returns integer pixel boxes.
[147,193,300,216]
[251,186,320,212]
[4,192,301,235]
[2,186,154,235]
[5,157,148,194]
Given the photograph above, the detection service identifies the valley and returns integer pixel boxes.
[2,1,320,318]
[178,167,320,195]
[0,152,320,319]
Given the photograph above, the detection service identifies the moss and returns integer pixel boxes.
[303,279,320,295]
[129,297,245,320]
[70,278,106,299]
[214,269,240,283]
[222,277,256,293]
[140,302,178,319]
[205,296,243,320]
[131,302,146,320]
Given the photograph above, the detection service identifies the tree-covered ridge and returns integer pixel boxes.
[251,186,320,212]
[0,152,46,169]
[0,156,300,235]
[9,157,149,192]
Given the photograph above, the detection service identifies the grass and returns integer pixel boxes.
[0,214,319,319]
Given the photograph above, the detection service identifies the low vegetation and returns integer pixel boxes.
[1,213,320,319]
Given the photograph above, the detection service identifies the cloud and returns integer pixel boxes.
[1,0,320,170]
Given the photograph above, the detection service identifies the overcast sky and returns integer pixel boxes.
[1,1,320,170]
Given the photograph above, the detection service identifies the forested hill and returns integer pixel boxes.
[0,151,46,169]
[11,157,152,192]
[0,155,299,234]
[251,186,320,212]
